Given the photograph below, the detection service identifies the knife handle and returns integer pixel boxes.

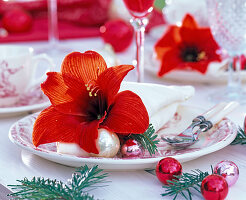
[202,102,228,120]
[209,101,239,125]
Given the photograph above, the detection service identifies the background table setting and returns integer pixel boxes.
[0,0,246,200]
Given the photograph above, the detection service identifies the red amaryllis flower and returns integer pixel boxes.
[32,51,149,154]
[154,14,222,76]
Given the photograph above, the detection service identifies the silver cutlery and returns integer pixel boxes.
[162,101,239,148]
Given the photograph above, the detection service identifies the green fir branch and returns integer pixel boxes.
[161,169,210,200]
[8,165,108,200]
[130,124,159,156]
[230,127,246,145]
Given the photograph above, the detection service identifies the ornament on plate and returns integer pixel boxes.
[214,160,239,187]
[90,128,120,158]
[201,174,228,200]
[121,139,142,157]
[156,157,182,185]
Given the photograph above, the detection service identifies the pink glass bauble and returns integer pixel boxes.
[121,139,142,157]
[155,157,182,185]
[214,160,239,187]
[201,174,228,200]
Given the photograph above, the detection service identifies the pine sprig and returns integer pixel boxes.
[8,165,108,200]
[230,127,246,145]
[130,124,159,156]
[162,169,210,200]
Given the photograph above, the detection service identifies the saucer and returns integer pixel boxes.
[0,86,50,116]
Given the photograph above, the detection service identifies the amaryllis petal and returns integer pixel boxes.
[182,14,198,29]
[33,106,83,147]
[179,28,221,64]
[41,72,73,104]
[96,65,134,105]
[158,48,181,76]
[77,120,100,154]
[41,72,89,116]
[61,51,107,83]
[154,26,180,60]
[101,90,149,135]
[180,28,218,49]
[185,61,211,74]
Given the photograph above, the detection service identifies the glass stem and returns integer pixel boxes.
[227,56,242,95]
[48,0,59,48]
[131,17,148,82]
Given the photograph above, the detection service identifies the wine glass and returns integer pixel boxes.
[35,0,72,66]
[206,0,246,103]
[123,0,155,82]
[47,0,59,50]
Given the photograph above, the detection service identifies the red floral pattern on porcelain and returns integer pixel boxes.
[9,111,236,160]
[0,84,48,108]
[0,60,23,98]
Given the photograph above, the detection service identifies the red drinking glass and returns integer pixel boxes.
[123,0,155,82]
[123,0,154,18]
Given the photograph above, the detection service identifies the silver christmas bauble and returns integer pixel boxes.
[91,128,120,158]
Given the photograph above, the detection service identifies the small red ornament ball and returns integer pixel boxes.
[121,139,142,157]
[201,174,228,200]
[155,157,182,185]
[2,9,33,33]
[100,19,134,52]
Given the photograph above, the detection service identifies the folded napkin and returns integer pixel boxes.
[0,18,100,43]
[120,82,195,132]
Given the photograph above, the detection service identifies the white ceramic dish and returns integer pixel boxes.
[145,63,245,84]
[9,105,237,170]
[0,86,50,117]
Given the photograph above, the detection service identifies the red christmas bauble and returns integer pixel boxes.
[2,8,33,33]
[201,174,228,200]
[155,157,182,185]
[100,19,134,52]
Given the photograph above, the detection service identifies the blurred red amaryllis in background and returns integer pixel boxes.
[32,51,149,154]
[154,14,222,76]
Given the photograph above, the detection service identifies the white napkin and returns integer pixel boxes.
[120,82,195,132]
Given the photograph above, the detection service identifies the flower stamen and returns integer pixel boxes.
[85,83,101,98]
[197,51,206,61]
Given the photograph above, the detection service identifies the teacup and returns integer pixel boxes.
[0,45,54,107]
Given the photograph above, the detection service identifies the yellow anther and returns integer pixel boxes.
[94,93,97,96]
[89,92,93,97]
[197,51,206,61]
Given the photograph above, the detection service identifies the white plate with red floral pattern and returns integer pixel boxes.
[0,86,50,117]
[9,105,237,170]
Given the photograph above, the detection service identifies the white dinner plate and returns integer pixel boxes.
[0,87,50,117]
[9,105,237,170]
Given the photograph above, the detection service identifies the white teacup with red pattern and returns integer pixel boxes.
[0,45,54,107]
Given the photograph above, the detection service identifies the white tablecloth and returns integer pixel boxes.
[0,37,245,200]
